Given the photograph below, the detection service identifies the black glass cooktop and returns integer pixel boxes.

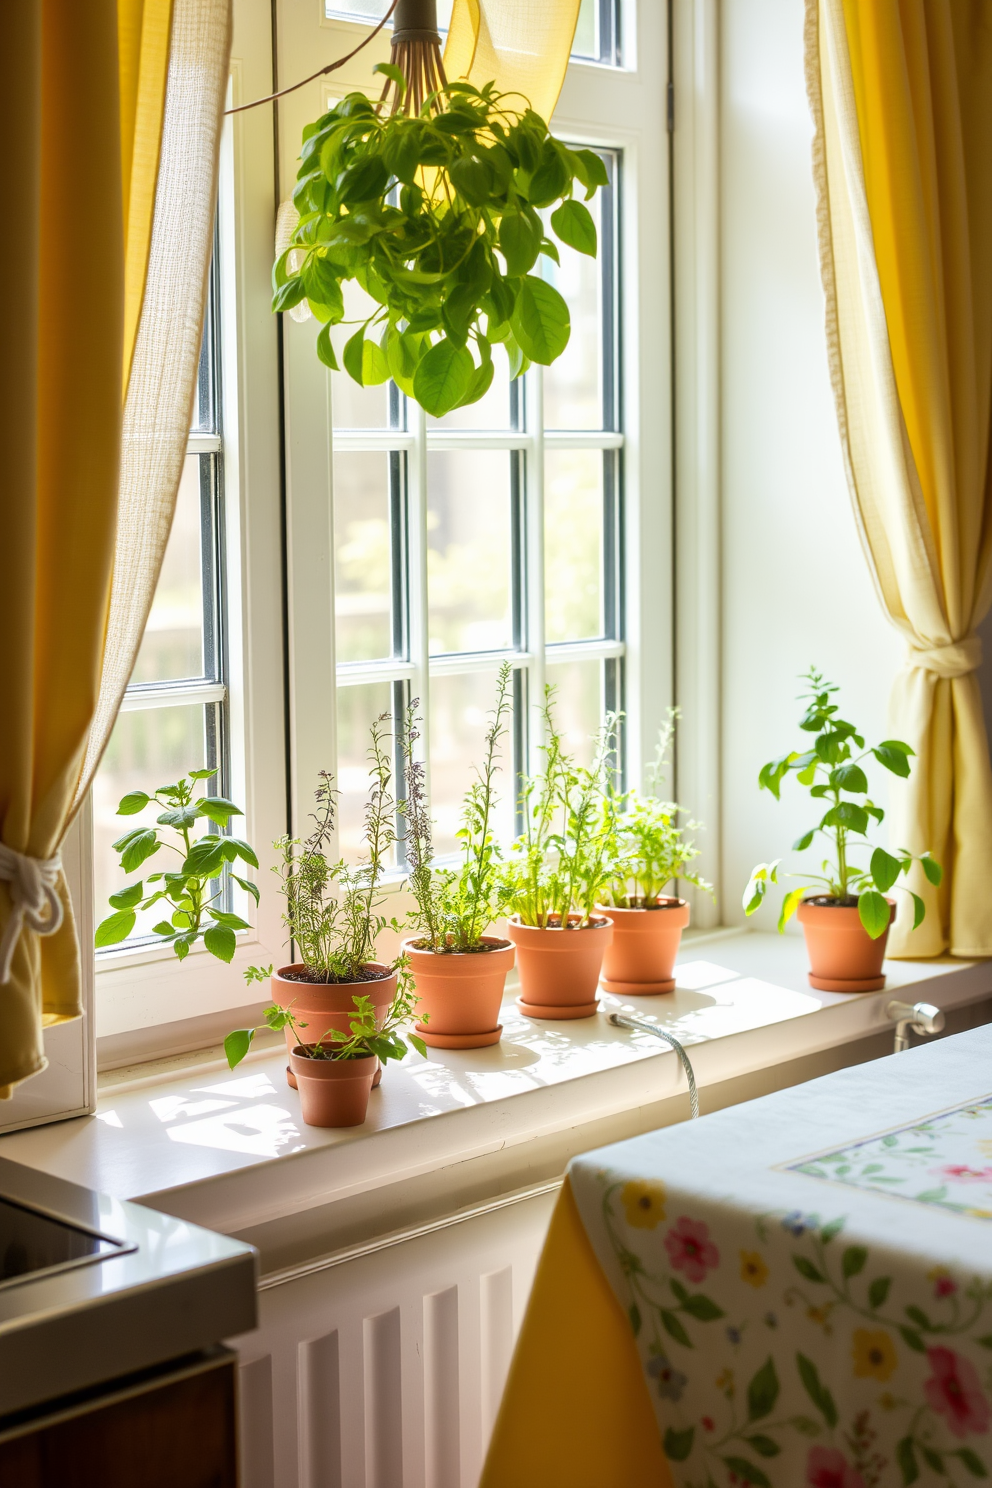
[0,1195,129,1289]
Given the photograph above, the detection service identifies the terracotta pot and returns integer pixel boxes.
[402,937,514,1048]
[289,1046,377,1128]
[596,898,690,994]
[507,915,612,1019]
[273,963,395,1089]
[796,898,896,992]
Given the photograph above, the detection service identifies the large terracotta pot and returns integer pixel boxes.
[289,1047,377,1128]
[507,915,612,1019]
[596,898,690,994]
[796,898,896,992]
[273,963,396,1089]
[402,937,515,1048]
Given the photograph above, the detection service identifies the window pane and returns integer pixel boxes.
[427,451,512,655]
[544,450,603,643]
[334,452,395,663]
[94,704,212,948]
[545,657,602,768]
[572,0,598,59]
[542,189,604,430]
[426,354,512,432]
[329,282,393,429]
[132,454,205,684]
[429,671,516,857]
[335,681,395,862]
[326,0,453,23]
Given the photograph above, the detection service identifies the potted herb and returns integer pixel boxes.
[95,767,258,962]
[245,717,406,1086]
[225,984,425,1128]
[275,79,608,417]
[501,693,614,1019]
[743,670,942,991]
[398,665,515,1049]
[597,716,713,994]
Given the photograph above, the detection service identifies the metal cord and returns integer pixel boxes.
[608,1012,699,1119]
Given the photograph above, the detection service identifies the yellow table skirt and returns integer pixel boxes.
[480,1178,673,1488]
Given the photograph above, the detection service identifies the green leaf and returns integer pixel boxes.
[660,1309,691,1347]
[204,924,237,963]
[793,830,815,851]
[109,882,144,910]
[528,140,569,207]
[372,60,405,90]
[117,791,150,815]
[337,155,389,205]
[224,1028,254,1070]
[976,1335,992,1350]
[550,199,597,255]
[921,1445,944,1474]
[174,936,192,961]
[905,1305,931,1330]
[911,892,926,930]
[449,155,497,206]
[157,806,199,829]
[874,744,912,778]
[721,1457,771,1488]
[921,853,943,886]
[629,1303,641,1336]
[189,768,218,780]
[208,909,251,930]
[344,327,369,385]
[747,1357,780,1421]
[870,847,902,894]
[896,1435,919,1485]
[226,838,260,869]
[899,1326,926,1353]
[120,830,160,875]
[841,1245,867,1279]
[778,887,808,933]
[792,1256,825,1284]
[858,889,891,940]
[954,1447,989,1478]
[316,322,340,370]
[869,1276,892,1309]
[796,1353,837,1427]
[152,920,175,937]
[746,1437,781,1459]
[412,337,474,417]
[94,909,136,947]
[511,275,570,364]
[571,146,610,192]
[682,1293,725,1321]
[821,801,870,835]
[663,1427,694,1463]
[498,211,541,276]
[183,839,225,878]
[408,1034,428,1059]
[233,874,260,906]
[879,737,914,755]
[830,763,868,794]
[272,276,307,314]
[820,1216,845,1243]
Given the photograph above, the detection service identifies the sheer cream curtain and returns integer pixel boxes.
[0,0,231,1098]
[445,0,581,119]
[805,0,992,958]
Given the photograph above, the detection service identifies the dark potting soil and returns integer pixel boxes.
[280,966,391,984]
[806,896,860,908]
[408,939,511,953]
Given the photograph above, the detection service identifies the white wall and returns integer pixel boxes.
[717,0,903,925]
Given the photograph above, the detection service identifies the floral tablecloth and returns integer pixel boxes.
[570,1025,992,1488]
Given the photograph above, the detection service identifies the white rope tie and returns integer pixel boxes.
[0,844,64,985]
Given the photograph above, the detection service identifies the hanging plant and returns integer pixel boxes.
[272,74,608,417]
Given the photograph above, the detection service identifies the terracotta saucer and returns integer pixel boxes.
[808,973,885,993]
[515,995,599,1020]
[601,976,676,995]
[415,1024,503,1049]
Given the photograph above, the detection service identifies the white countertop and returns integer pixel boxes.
[1,932,988,1246]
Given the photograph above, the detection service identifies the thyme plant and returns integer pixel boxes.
[224,981,426,1070]
[743,670,942,938]
[248,716,400,983]
[276,80,608,416]
[601,715,712,909]
[399,663,513,952]
[95,768,257,963]
[502,690,615,929]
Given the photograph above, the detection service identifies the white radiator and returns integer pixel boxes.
[236,1186,559,1488]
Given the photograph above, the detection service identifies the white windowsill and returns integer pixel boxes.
[4,931,989,1267]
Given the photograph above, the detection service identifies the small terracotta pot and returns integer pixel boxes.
[289,1047,377,1128]
[507,915,612,1019]
[402,937,514,1048]
[796,898,896,992]
[273,963,396,1089]
[596,898,690,994]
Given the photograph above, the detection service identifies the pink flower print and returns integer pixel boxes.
[928,1265,958,1299]
[664,1216,719,1283]
[924,1347,991,1438]
[806,1445,867,1488]
[936,1165,992,1183]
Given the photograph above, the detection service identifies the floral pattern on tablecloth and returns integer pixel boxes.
[783,1096,992,1221]
[586,1167,992,1487]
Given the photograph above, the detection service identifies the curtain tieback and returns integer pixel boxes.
[0,845,64,986]
[906,635,982,680]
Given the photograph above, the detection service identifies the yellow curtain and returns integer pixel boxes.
[805,1,992,957]
[481,1180,672,1488]
[444,0,581,120]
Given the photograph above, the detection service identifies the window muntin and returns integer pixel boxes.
[93,261,231,955]
[330,148,622,861]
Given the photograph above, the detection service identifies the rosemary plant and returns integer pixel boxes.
[399,662,514,952]
[502,690,615,929]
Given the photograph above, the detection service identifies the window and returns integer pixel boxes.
[93,256,230,955]
[328,153,622,858]
[323,0,622,68]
